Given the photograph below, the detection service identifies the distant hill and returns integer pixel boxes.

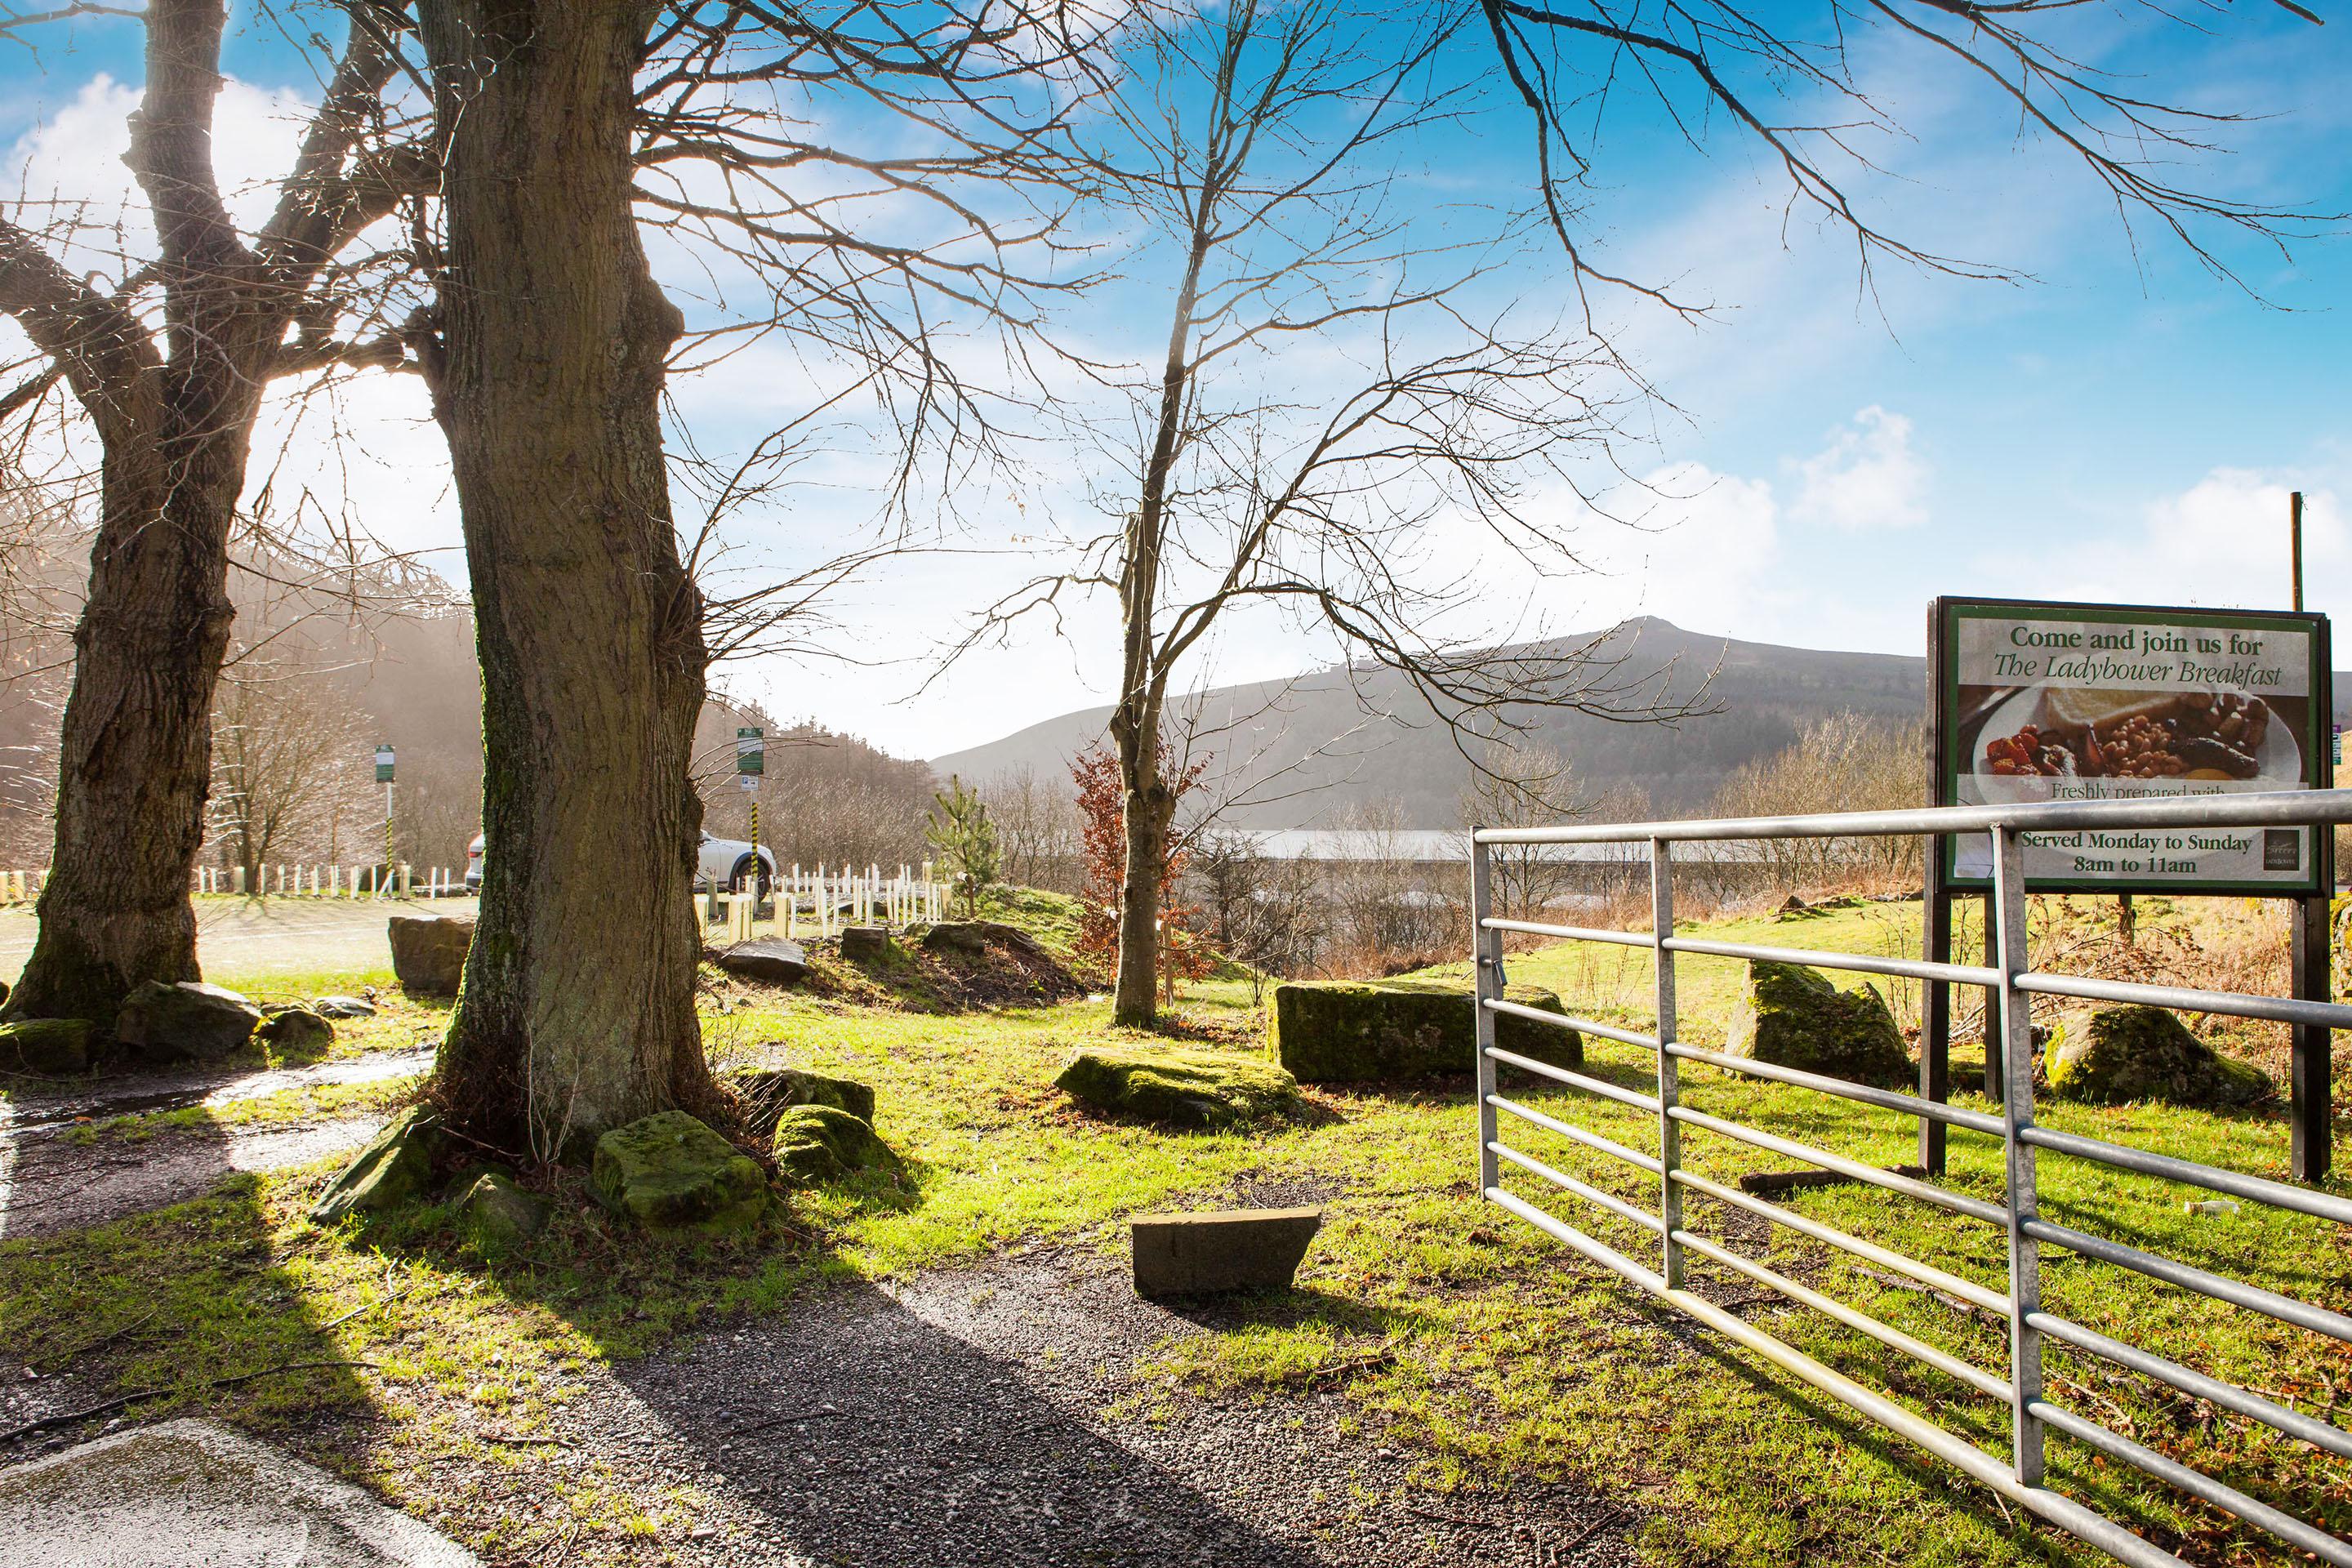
[933,617,2352,828]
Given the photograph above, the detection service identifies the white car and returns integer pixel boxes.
[464,831,777,894]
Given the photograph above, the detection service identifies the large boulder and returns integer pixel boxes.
[256,1007,335,1058]
[840,926,891,964]
[733,1066,876,1130]
[2045,1005,2272,1108]
[389,915,474,996]
[113,981,262,1063]
[772,1103,904,1185]
[1267,978,1581,1083]
[1725,961,1912,1089]
[1056,1045,1301,1129]
[590,1111,768,1233]
[311,1106,446,1223]
[0,1018,93,1076]
[712,937,808,987]
[457,1170,550,1254]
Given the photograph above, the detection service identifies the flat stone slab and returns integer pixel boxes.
[0,1418,479,1566]
[1131,1206,1321,1298]
[711,936,808,986]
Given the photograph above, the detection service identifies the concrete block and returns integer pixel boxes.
[1131,1206,1321,1298]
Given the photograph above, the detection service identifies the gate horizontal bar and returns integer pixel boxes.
[2027,1219,2352,1343]
[1661,933,2000,991]
[1668,1106,2010,1226]
[1672,1167,2011,1316]
[1492,1142,1664,1233]
[1485,1192,2188,1568]
[2020,1125,2352,1225]
[2030,1311,2352,1463]
[1666,1040,2006,1135]
[1484,996,1659,1049]
[1478,915,1656,947]
[1490,1094,1662,1174]
[1674,1229,2011,1401]
[1474,788,2352,846]
[2029,1399,2352,1568]
[2012,969,2352,1030]
[1484,1046,1660,1111]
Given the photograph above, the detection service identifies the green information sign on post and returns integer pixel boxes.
[374,744,396,784]
[736,727,764,778]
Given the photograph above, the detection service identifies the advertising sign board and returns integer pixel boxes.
[1933,598,2331,893]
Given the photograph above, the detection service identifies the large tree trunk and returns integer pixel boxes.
[2,438,245,1022]
[418,0,719,1159]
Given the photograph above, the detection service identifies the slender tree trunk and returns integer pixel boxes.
[1111,716,1174,1027]
[418,0,719,1158]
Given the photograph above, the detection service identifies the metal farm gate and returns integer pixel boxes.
[1468,792,2352,1568]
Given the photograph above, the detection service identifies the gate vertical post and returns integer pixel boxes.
[1991,826,2044,1486]
[1651,837,1683,1288]
[1471,831,1500,1197]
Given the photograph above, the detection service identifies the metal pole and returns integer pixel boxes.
[383,782,394,901]
[2292,490,2305,611]
[1992,826,2045,1486]
[1651,837,1683,1288]
[1470,833,1500,1197]
[749,793,761,923]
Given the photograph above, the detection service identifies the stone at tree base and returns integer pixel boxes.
[2044,1004,2272,1108]
[733,1066,877,1129]
[771,1103,904,1185]
[840,925,890,964]
[1725,961,1912,1089]
[590,1111,768,1232]
[1131,1208,1321,1298]
[314,995,378,1018]
[257,1007,335,1055]
[1055,1045,1301,1129]
[312,1106,448,1223]
[1267,978,1581,1083]
[0,1017,92,1076]
[457,1170,550,1254]
[713,937,808,986]
[112,980,263,1062]
[388,914,474,996]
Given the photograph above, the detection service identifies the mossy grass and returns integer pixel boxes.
[2,893,2344,1566]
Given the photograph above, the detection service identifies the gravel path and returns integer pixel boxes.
[537,1248,1638,1567]
[0,1047,432,1240]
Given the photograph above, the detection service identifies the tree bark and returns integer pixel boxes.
[416,0,719,1158]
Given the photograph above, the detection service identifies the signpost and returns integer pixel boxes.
[737,728,764,918]
[1922,597,2333,1179]
[375,744,396,899]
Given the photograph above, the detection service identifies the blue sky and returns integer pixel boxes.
[3,2,2347,759]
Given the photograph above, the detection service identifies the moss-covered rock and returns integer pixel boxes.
[0,1018,92,1076]
[1725,961,1912,1089]
[2044,1005,2272,1107]
[457,1170,550,1254]
[1267,978,1580,1083]
[1055,1045,1301,1129]
[311,1106,445,1223]
[256,1007,334,1057]
[113,980,262,1063]
[733,1067,876,1131]
[772,1103,904,1185]
[589,1111,768,1233]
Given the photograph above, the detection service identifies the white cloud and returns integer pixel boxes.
[2049,468,2344,612]
[1788,406,1928,531]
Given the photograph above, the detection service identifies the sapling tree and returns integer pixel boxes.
[925,775,1001,918]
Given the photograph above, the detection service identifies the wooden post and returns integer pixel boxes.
[2291,490,2305,611]
[1920,882,1952,1175]
[1982,889,2004,1102]
[2118,893,2136,948]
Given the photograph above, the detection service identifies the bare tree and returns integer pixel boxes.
[1191,827,1321,1004]
[1455,740,1596,922]
[206,649,376,889]
[1321,796,1454,976]
[982,764,1083,892]
[961,0,1699,1026]
[411,0,1098,1154]
[0,0,428,1023]
[1708,710,1925,896]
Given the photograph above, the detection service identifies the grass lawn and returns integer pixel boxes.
[2,893,2346,1566]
